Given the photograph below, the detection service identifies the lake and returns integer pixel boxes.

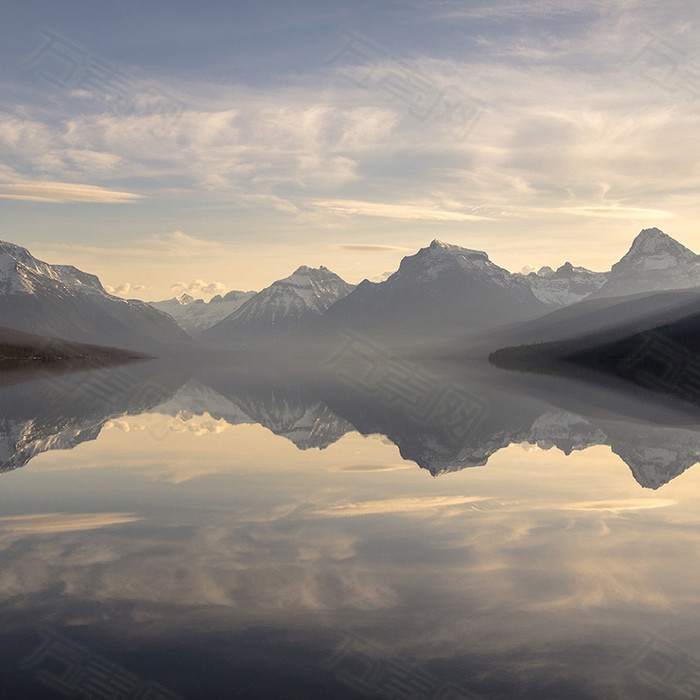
[1,350,699,699]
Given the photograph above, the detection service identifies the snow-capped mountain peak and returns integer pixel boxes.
[0,241,42,270]
[262,265,356,314]
[291,264,329,275]
[427,238,487,257]
[615,227,698,272]
[148,289,256,336]
[518,261,608,307]
[591,228,699,298]
[199,265,355,347]
[319,239,548,340]
[0,240,106,296]
[398,240,515,287]
[0,239,191,352]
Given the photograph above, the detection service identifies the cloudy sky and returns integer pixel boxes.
[2,0,699,299]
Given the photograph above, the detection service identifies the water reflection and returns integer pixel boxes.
[0,361,190,475]
[0,356,699,698]
[1,352,696,489]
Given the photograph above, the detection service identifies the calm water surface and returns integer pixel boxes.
[1,357,699,699]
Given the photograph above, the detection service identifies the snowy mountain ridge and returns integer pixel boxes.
[200,265,356,347]
[0,239,191,353]
[618,227,698,270]
[401,239,530,290]
[0,241,108,297]
[519,262,609,306]
[591,228,700,298]
[149,290,256,336]
[0,227,696,349]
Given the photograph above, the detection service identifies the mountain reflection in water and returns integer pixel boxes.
[1,345,697,489]
[0,351,698,699]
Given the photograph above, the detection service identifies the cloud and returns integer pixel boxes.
[369,271,395,282]
[559,206,676,219]
[312,200,493,222]
[170,279,228,297]
[0,181,142,203]
[30,230,264,301]
[3,40,699,245]
[37,231,234,264]
[332,244,413,252]
[0,517,397,613]
[3,0,700,276]
[103,282,147,296]
[0,101,395,198]
[431,0,615,21]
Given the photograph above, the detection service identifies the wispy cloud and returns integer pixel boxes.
[560,206,675,219]
[37,230,229,261]
[3,0,700,283]
[331,244,413,252]
[312,200,493,222]
[431,0,616,21]
[0,181,142,203]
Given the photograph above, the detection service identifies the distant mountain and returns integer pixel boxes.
[2,228,694,358]
[200,265,355,348]
[0,241,193,354]
[149,290,255,336]
[518,262,608,306]
[320,240,548,342]
[506,228,698,309]
[591,227,700,298]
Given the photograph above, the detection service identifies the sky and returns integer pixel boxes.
[1,0,700,300]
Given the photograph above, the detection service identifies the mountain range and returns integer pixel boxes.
[149,290,255,335]
[194,227,700,350]
[0,241,192,355]
[0,227,696,355]
[316,240,548,343]
[516,262,608,306]
[199,265,356,348]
